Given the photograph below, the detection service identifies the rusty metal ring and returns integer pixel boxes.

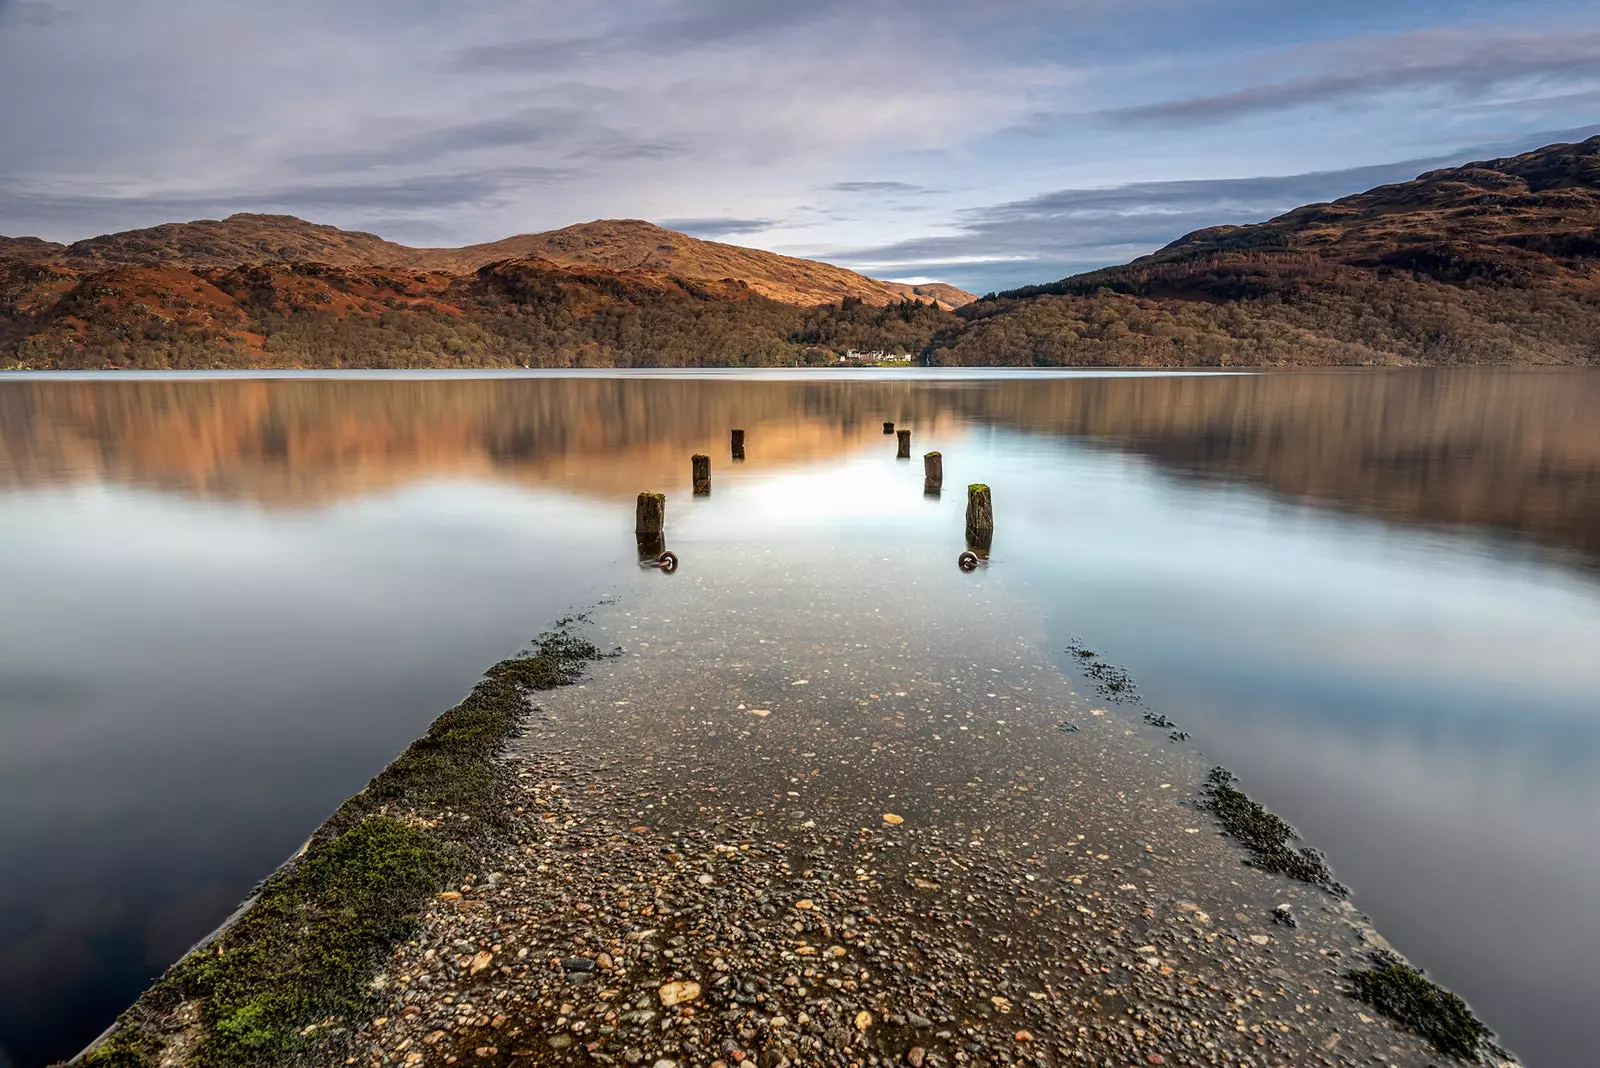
[657,551,679,573]
[958,550,979,572]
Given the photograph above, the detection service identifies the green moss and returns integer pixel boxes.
[1202,767,1346,895]
[78,618,606,1068]
[968,483,989,493]
[1349,954,1490,1060]
[81,1029,162,1068]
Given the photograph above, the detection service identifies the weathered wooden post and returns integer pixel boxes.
[731,428,746,462]
[691,454,711,495]
[636,492,665,535]
[966,483,993,553]
[896,428,911,459]
[636,491,667,560]
[924,451,943,495]
[883,421,895,435]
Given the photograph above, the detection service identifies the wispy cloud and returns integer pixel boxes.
[1088,28,1600,127]
[657,217,777,238]
[828,181,934,195]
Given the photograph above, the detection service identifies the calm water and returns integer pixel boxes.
[2,369,1598,1066]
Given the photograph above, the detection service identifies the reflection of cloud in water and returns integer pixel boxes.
[1007,436,1600,711]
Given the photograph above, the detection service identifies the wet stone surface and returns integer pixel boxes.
[353,552,1501,1067]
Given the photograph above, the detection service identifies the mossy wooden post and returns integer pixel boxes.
[883,421,895,435]
[966,483,994,553]
[636,491,665,535]
[896,428,911,459]
[691,454,711,496]
[731,428,746,462]
[924,451,943,495]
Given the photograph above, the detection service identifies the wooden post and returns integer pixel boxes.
[731,428,745,462]
[636,533,666,560]
[636,492,665,536]
[966,483,993,548]
[896,428,911,459]
[691,454,711,495]
[883,421,895,435]
[924,451,943,495]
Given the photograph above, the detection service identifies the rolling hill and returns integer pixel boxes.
[11,214,974,310]
[930,136,1600,366]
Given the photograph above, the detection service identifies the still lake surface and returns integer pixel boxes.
[1,368,1597,1067]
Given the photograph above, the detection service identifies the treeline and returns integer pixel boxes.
[5,249,1599,370]
[1,257,960,370]
[928,255,1600,367]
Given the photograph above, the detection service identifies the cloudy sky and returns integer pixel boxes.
[2,0,1598,293]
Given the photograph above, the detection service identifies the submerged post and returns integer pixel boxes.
[924,451,943,495]
[691,454,711,495]
[636,491,665,536]
[731,428,746,462]
[966,483,993,552]
[896,428,911,459]
[883,421,895,435]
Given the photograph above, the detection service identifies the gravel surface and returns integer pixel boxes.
[350,553,1513,1068]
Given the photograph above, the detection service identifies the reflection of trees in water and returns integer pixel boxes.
[2,372,1597,562]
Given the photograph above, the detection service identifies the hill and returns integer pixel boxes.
[56,213,417,272]
[0,236,66,264]
[0,255,958,370]
[12,214,975,310]
[928,136,1600,366]
[413,219,976,308]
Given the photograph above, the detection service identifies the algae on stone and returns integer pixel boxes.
[1349,952,1491,1061]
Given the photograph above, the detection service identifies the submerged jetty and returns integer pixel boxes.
[72,540,1512,1068]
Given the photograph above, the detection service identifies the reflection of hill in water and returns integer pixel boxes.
[2,373,1597,563]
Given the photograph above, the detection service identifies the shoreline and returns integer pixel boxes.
[72,597,1513,1068]
[67,620,611,1068]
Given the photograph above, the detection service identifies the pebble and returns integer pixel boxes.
[658,980,701,1006]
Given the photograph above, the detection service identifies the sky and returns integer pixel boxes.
[1,0,1599,294]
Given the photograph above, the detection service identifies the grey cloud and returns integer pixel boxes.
[449,0,855,72]
[657,217,777,238]
[0,1,70,27]
[286,108,587,172]
[1087,29,1600,128]
[0,167,572,236]
[283,109,688,174]
[828,181,933,195]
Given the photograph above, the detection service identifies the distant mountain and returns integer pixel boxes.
[931,136,1600,366]
[12,213,975,310]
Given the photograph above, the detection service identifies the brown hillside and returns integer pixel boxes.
[0,236,66,264]
[57,213,420,271]
[8,213,974,310]
[1011,136,1600,296]
[0,253,957,370]
[416,219,975,308]
[930,136,1600,366]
